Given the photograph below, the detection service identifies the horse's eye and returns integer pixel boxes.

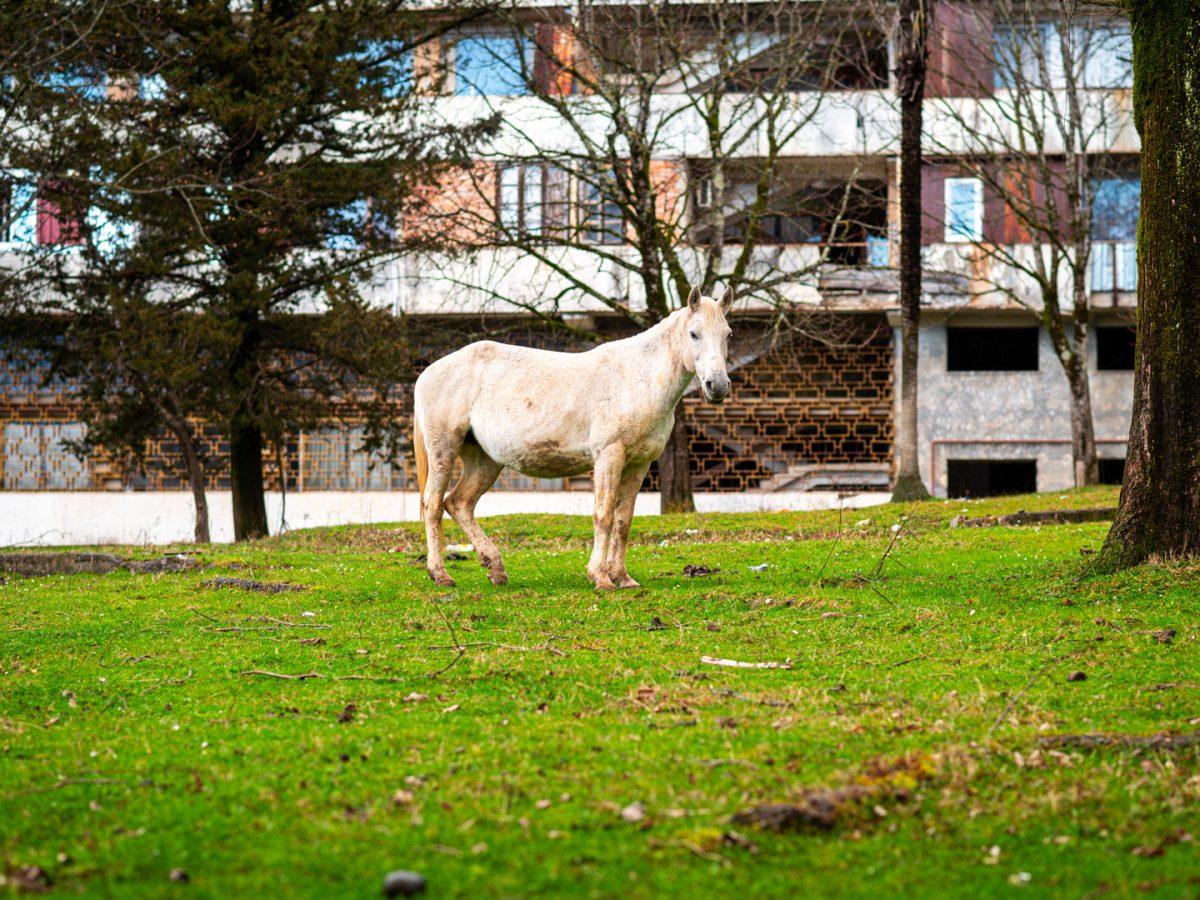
[689,332,698,340]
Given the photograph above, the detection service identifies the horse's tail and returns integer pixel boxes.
[414,415,428,522]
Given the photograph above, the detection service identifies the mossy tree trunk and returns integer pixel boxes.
[1099,0,1200,569]
[892,0,932,502]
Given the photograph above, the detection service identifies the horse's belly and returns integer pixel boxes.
[470,418,594,478]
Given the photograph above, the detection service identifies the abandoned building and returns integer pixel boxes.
[0,2,1138,542]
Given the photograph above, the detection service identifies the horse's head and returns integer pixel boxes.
[685,285,734,404]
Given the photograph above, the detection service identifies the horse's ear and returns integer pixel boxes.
[718,286,735,313]
[686,285,701,311]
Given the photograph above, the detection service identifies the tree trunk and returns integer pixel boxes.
[171,418,211,544]
[1064,353,1100,488]
[155,398,211,543]
[230,417,269,541]
[891,0,932,503]
[1098,1,1200,570]
[659,404,695,514]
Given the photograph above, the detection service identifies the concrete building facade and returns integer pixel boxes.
[0,1,1140,542]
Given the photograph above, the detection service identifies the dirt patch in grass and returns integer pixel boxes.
[200,576,308,594]
[733,751,945,833]
[0,552,199,577]
[1037,732,1200,751]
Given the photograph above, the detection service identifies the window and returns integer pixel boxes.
[1098,458,1126,485]
[994,22,1131,90]
[1092,176,1139,240]
[993,24,1062,90]
[2,421,91,490]
[579,176,624,244]
[1082,25,1132,88]
[947,460,1037,498]
[324,198,393,250]
[1,176,38,243]
[944,177,982,242]
[1091,241,1136,292]
[497,164,569,238]
[39,69,106,101]
[1091,175,1138,291]
[1096,325,1135,370]
[947,327,1039,371]
[350,41,412,99]
[454,34,532,96]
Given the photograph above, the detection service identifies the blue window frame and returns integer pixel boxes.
[455,34,532,96]
[944,177,982,242]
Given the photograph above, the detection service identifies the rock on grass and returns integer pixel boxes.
[382,870,426,897]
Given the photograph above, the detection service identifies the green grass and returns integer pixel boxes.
[2,486,1198,898]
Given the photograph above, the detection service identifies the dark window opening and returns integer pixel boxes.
[947,459,1037,498]
[1099,458,1126,485]
[1096,326,1135,370]
[947,327,1039,371]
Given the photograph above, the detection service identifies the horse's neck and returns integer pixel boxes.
[629,312,694,406]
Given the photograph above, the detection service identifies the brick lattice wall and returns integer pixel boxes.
[1,316,893,493]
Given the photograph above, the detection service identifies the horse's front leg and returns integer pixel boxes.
[587,445,625,591]
[607,462,651,589]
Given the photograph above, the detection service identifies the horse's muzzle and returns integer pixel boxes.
[703,377,730,404]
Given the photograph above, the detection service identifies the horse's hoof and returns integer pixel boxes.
[488,570,508,586]
[593,576,618,592]
[614,576,640,590]
[430,572,456,588]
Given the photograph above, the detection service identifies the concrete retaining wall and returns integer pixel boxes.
[0,490,891,547]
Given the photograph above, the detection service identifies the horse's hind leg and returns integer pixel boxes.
[421,431,460,588]
[444,443,507,585]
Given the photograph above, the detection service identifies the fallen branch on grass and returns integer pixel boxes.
[701,656,793,670]
[987,655,1067,739]
[142,669,193,694]
[238,669,322,680]
[425,640,566,656]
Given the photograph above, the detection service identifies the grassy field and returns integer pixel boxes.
[2,486,1198,898]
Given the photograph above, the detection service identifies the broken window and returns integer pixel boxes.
[694,168,887,263]
[946,327,1039,371]
[1098,458,1126,485]
[947,460,1037,498]
[1095,326,1135,370]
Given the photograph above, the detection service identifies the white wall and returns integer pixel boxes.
[0,489,891,547]
[899,315,1134,497]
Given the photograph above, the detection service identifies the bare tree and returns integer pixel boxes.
[890,0,932,502]
[926,0,1135,487]
[416,0,891,511]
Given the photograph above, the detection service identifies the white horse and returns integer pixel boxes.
[413,285,734,590]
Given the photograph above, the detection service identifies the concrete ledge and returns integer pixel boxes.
[0,490,892,547]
